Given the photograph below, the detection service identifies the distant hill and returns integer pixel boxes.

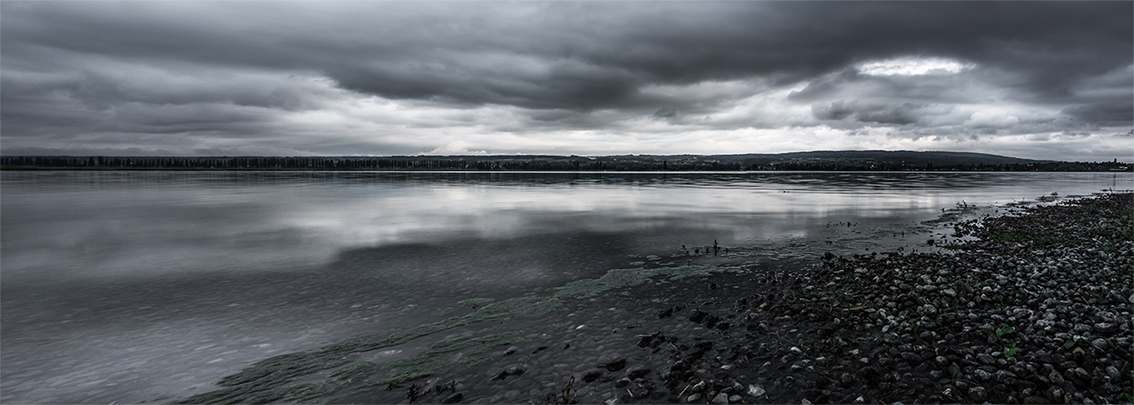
[2,151,1130,172]
[590,150,1046,169]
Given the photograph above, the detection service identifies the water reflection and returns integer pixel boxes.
[1,171,1131,403]
[4,171,1129,284]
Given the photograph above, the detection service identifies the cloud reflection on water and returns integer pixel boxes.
[3,171,1130,283]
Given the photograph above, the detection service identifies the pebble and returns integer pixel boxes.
[969,386,988,402]
[747,385,765,397]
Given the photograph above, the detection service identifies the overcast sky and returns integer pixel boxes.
[2,1,1131,161]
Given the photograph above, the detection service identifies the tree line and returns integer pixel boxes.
[1,155,1130,172]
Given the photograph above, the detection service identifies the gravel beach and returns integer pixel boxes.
[186,193,1132,404]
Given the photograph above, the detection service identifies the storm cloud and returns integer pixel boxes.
[1,1,1131,160]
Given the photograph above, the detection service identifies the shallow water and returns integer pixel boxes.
[2,171,1130,403]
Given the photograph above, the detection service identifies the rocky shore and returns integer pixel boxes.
[185,193,1132,404]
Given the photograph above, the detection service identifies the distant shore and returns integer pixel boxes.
[177,192,1132,404]
[3,151,1131,172]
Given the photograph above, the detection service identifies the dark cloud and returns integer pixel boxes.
[812,99,932,126]
[652,107,677,119]
[0,1,1131,158]
[6,2,1130,109]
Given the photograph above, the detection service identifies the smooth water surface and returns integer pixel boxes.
[2,171,1130,403]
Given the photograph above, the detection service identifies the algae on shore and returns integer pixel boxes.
[179,260,760,404]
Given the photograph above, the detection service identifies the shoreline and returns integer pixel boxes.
[180,192,1132,404]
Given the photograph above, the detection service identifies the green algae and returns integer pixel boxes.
[181,261,757,404]
[456,298,496,309]
[551,263,746,299]
[373,331,525,387]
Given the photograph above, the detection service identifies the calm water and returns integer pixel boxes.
[2,171,1130,403]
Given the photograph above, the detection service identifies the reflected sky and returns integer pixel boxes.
[1,171,1131,403]
[5,171,1128,283]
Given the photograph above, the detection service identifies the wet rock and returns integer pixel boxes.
[443,393,464,403]
[583,370,603,383]
[603,358,627,372]
[686,393,703,403]
[491,365,525,381]
[627,366,651,379]
[711,392,730,404]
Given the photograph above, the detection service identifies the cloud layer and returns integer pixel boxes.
[2,2,1131,161]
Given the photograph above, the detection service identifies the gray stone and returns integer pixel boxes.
[973,368,993,382]
[995,369,1019,383]
[729,395,743,403]
[1105,365,1122,380]
[686,393,703,403]
[712,393,730,404]
[747,385,765,397]
[1094,322,1117,333]
[900,352,921,364]
[1070,367,1090,381]
[969,386,988,402]
[1046,386,1064,403]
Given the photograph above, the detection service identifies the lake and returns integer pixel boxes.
[2,171,1130,403]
